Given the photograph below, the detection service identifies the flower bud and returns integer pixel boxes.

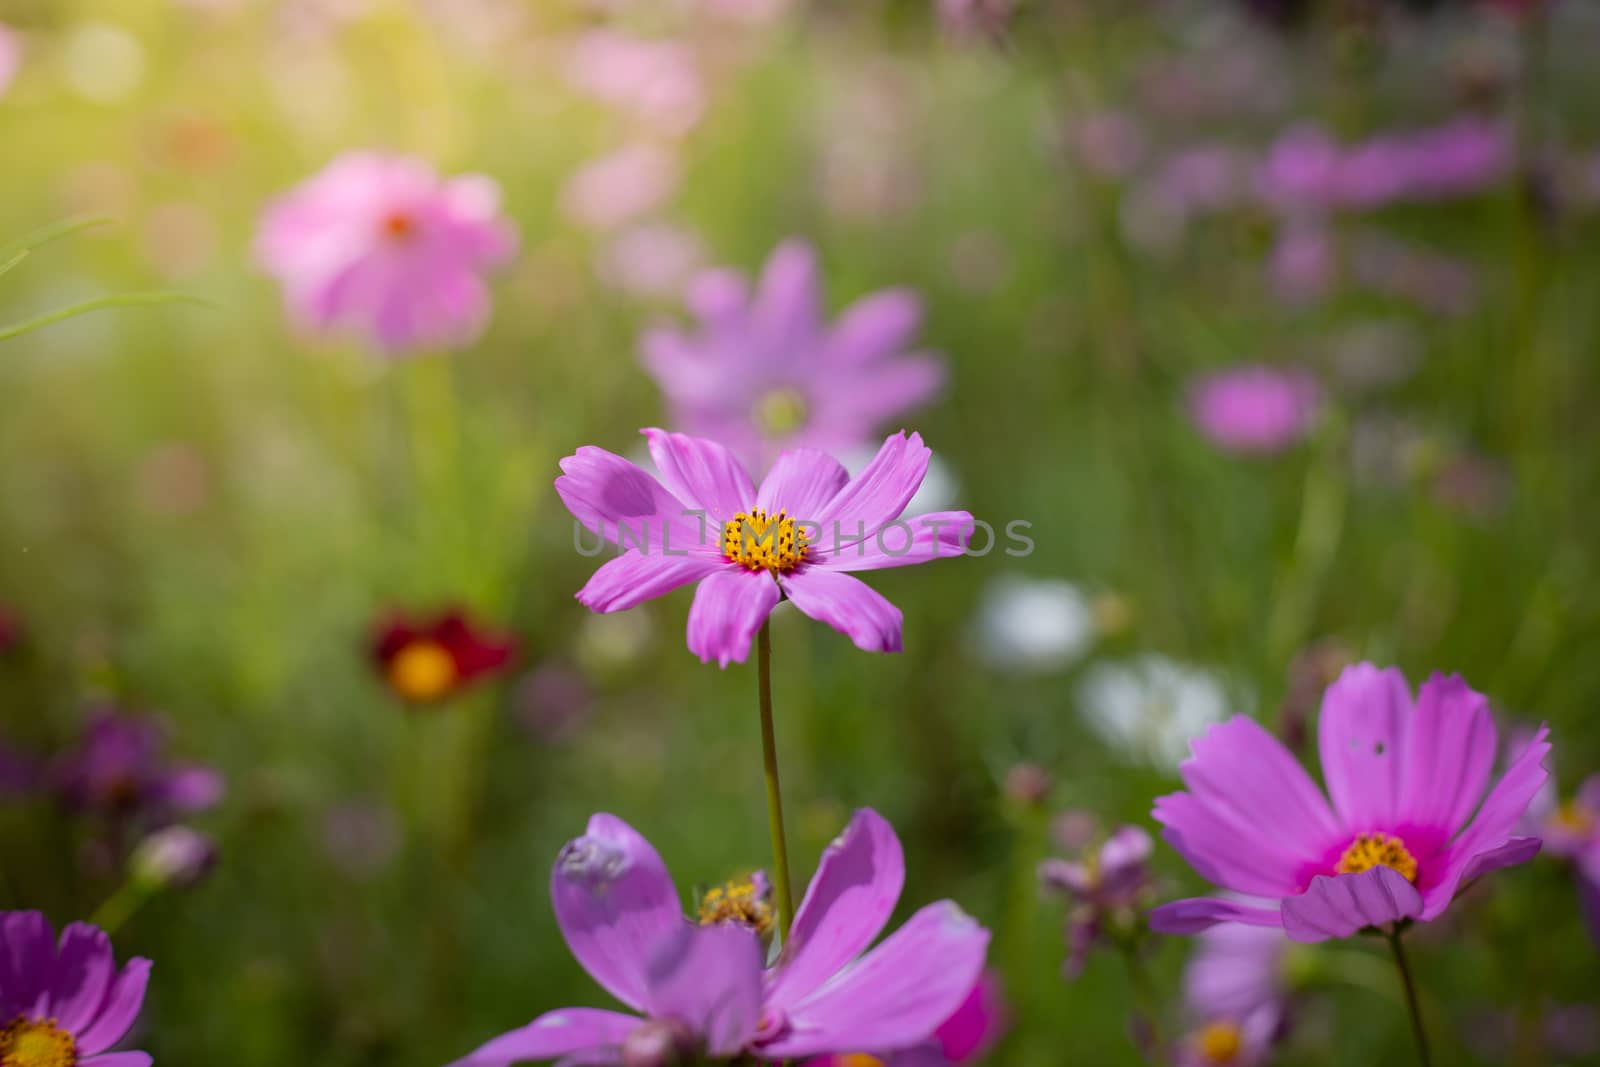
[131,826,217,890]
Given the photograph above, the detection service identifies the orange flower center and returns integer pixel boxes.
[0,1017,77,1067]
[1194,1020,1242,1064]
[387,640,458,702]
[380,211,417,242]
[722,508,809,574]
[1337,831,1419,883]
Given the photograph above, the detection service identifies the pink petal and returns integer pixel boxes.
[1153,790,1313,898]
[556,447,699,549]
[81,1055,153,1067]
[76,958,151,1056]
[643,923,764,1056]
[686,570,781,667]
[813,511,972,572]
[759,902,989,1059]
[1317,663,1412,831]
[47,923,114,1034]
[551,814,684,1013]
[0,911,55,1016]
[1396,673,1496,836]
[1418,726,1550,919]
[934,969,1008,1063]
[824,289,923,368]
[1177,716,1337,883]
[576,553,722,614]
[768,809,905,1010]
[642,429,756,521]
[751,240,822,349]
[1146,896,1283,935]
[1280,867,1422,943]
[756,450,850,522]
[826,358,946,424]
[449,1009,641,1067]
[778,570,902,653]
[812,432,932,533]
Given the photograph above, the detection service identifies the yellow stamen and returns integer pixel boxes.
[1194,1020,1242,1064]
[1554,801,1595,835]
[697,877,774,938]
[388,640,458,702]
[752,388,809,436]
[834,1056,886,1067]
[1337,832,1419,883]
[0,1017,78,1067]
[381,211,417,242]
[722,509,809,574]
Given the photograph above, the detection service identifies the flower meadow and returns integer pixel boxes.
[2,0,1600,1064]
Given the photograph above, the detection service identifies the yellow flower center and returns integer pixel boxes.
[0,1017,77,1067]
[1337,832,1419,883]
[1194,1020,1242,1064]
[387,640,458,702]
[834,1057,886,1067]
[752,387,809,436]
[380,211,417,242]
[722,509,809,574]
[1555,801,1595,835]
[697,877,774,939]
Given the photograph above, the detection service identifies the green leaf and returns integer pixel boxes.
[0,292,211,341]
[0,216,115,280]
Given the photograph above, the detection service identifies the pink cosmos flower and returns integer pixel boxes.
[256,152,518,355]
[449,809,989,1066]
[1176,910,1288,1067]
[0,911,152,1067]
[556,429,972,666]
[1187,365,1322,455]
[1526,769,1600,947]
[640,241,946,473]
[560,143,681,231]
[564,30,705,136]
[1149,664,1550,943]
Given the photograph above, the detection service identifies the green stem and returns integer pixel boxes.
[1387,929,1432,1067]
[1118,943,1168,1066]
[89,880,150,936]
[757,621,795,942]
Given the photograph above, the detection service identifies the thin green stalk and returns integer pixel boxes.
[757,621,795,942]
[1387,929,1432,1067]
[0,292,207,341]
[1118,942,1168,1067]
[89,880,150,937]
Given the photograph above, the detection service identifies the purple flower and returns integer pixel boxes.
[1526,769,1600,947]
[798,969,1008,1067]
[640,241,945,472]
[51,711,223,826]
[449,809,989,1065]
[1187,365,1322,455]
[556,429,972,666]
[1149,664,1550,943]
[256,151,517,355]
[1039,825,1156,978]
[1176,913,1288,1067]
[0,911,152,1067]
[130,825,218,890]
[564,31,705,136]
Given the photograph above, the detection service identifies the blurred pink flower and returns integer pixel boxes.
[1268,222,1334,306]
[597,222,705,297]
[641,240,945,470]
[1177,918,1287,1067]
[257,152,517,355]
[1070,111,1147,180]
[1187,365,1322,455]
[0,24,21,97]
[565,30,705,135]
[561,144,681,230]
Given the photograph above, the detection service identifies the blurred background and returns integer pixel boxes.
[1,0,1598,1063]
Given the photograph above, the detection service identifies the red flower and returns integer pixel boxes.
[370,609,515,704]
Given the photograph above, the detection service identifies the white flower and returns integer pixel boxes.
[1077,654,1240,771]
[974,576,1094,673]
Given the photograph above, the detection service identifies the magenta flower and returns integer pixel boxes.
[1149,664,1551,943]
[556,429,972,666]
[1187,365,1322,455]
[256,152,517,355]
[640,241,945,472]
[449,809,989,1066]
[51,710,223,827]
[1527,770,1600,947]
[1039,825,1156,978]
[0,911,152,1067]
[1177,911,1287,1067]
